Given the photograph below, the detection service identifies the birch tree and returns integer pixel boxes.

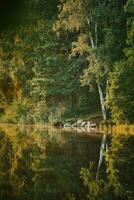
[53,0,126,121]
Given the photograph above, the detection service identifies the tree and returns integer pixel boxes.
[108,0,134,123]
[53,0,126,121]
[0,1,41,123]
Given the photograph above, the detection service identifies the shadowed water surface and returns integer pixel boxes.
[0,126,102,200]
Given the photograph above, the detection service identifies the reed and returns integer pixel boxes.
[99,123,134,135]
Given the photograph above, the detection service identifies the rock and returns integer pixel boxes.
[90,123,96,128]
[72,122,78,127]
[86,121,91,128]
[80,121,87,127]
[63,119,97,129]
[77,119,83,124]
[72,120,81,127]
[64,123,72,128]
[76,120,83,127]
[53,121,63,128]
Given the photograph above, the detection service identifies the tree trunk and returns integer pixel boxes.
[96,134,107,179]
[83,0,107,121]
[97,83,107,121]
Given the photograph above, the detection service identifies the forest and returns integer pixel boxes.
[0,0,133,125]
[0,1,134,200]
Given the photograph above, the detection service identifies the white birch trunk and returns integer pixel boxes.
[105,79,109,104]
[96,134,107,179]
[90,32,107,121]
[83,0,107,121]
[97,83,107,121]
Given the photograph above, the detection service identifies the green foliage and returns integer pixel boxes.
[47,103,66,124]
[0,0,90,123]
[108,0,134,123]
[1,99,32,124]
[0,126,94,199]
[108,62,134,123]
[0,0,133,123]
[80,135,134,200]
[53,0,127,121]
[80,163,106,200]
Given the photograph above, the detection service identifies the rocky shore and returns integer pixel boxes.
[64,119,97,129]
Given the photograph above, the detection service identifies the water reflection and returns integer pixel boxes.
[80,134,134,200]
[0,126,102,200]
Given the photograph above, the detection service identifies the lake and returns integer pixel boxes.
[0,126,103,200]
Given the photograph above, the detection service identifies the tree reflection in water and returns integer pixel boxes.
[81,134,134,200]
[0,126,102,200]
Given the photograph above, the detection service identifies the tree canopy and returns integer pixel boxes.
[0,0,133,124]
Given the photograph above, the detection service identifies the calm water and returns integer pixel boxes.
[0,126,102,200]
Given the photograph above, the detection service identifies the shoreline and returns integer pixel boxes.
[0,122,134,135]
